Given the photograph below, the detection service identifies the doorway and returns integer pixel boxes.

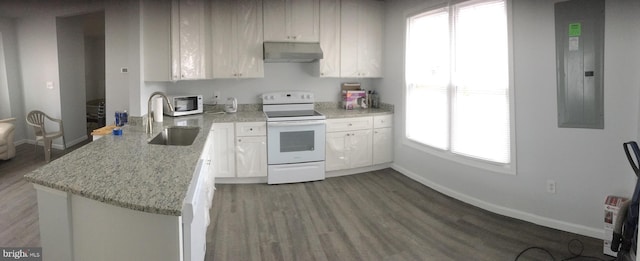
[56,11,105,145]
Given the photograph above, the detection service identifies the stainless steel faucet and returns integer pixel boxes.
[147,92,174,134]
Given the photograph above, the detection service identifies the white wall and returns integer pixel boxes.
[57,15,88,146]
[0,18,26,143]
[377,0,640,238]
[12,2,104,146]
[17,15,64,144]
[159,63,373,106]
[105,0,141,124]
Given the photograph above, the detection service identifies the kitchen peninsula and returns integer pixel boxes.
[24,104,392,261]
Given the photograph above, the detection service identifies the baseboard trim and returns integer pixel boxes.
[391,163,604,239]
[326,163,392,178]
[66,135,88,148]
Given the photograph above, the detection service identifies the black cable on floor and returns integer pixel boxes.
[514,238,614,261]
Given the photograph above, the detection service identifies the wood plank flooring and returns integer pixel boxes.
[207,168,611,261]
[0,141,89,247]
[0,144,613,260]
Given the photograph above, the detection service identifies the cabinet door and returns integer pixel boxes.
[318,0,340,77]
[211,0,237,78]
[340,0,383,78]
[348,129,372,168]
[236,0,264,78]
[212,123,236,178]
[340,0,360,77]
[325,132,348,171]
[263,0,288,41]
[263,0,319,42]
[177,0,210,80]
[373,127,392,165]
[357,0,383,77]
[236,136,267,177]
[289,0,319,42]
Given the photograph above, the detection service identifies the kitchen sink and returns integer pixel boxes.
[148,126,200,146]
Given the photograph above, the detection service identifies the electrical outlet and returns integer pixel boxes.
[546,180,556,194]
[212,91,221,105]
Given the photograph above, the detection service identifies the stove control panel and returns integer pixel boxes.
[262,91,315,104]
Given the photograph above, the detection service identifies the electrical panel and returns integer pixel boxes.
[555,0,605,129]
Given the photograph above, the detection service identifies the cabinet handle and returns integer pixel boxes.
[292,36,297,40]
[239,73,242,77]
[238,139,242,142]
[249,128,253,131]
[348,123,353,126]
[346,133,350,136]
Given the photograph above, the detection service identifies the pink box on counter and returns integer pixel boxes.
[343,90,366,110]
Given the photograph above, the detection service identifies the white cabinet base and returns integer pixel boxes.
[34,185,182,261]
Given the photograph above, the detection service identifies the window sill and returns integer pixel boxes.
[402,137,516,176]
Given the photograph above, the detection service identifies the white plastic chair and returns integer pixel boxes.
[26,110,66,162]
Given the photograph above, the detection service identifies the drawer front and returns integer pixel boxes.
[235,122,267,137]
[373,115,393,128]
[327,117,373,132]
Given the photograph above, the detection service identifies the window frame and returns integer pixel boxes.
[402,0,517,175]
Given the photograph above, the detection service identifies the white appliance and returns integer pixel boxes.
[164,95,203,116]
[263,91,326,184]
[224,97,237,113]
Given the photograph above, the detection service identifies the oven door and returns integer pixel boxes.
[267,120,326,164]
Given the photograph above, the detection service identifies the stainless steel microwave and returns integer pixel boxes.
[164,95,203,116]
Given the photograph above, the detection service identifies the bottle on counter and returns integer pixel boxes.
[371,92,380,108]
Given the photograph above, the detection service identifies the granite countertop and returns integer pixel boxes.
[24,105,392,216]
[24,111,265,216]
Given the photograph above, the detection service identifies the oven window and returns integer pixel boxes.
[175,98,197,112]
[280,131,314,152]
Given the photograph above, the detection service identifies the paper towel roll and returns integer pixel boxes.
[154,97,163,122]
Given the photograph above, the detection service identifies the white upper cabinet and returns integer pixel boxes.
[318,0,340,77]
[211,0,264,78]
[340,0,383,78]
[263,0,319,42]
[172,0,211,80]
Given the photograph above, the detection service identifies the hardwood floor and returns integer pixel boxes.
[207,168,611,261]
[0,145,613,260]
[0,140,89,247]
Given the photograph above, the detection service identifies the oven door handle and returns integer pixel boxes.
[267,120,326,127]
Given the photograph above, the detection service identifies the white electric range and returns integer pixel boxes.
[262,91,326,184]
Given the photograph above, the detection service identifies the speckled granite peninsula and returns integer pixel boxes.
[24,111,266,215]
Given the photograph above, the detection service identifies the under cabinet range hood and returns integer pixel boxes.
[263,42,323,63]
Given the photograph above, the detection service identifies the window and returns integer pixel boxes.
[405,0,512,165]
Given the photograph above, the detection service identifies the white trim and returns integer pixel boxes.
[391,164,604,239]
[326,163,392,178]
[66,135,88,148]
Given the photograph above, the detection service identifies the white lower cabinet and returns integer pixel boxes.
[373,115,393,165]
[326,115,393,172]
[373,127,392,165]
[326,117,373,171]
[235,122,267,177]
[212,122,267,179]
[212,123,235,178]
